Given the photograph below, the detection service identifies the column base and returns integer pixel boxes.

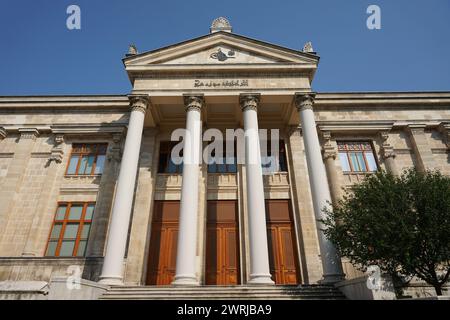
[318,273,346,285]
[98,275,124,286]
[172,274,199,286]
[248,274,275,285]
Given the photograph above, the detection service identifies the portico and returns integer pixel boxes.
[97,18,344,286]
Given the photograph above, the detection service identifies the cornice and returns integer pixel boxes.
[0,95,129,110]
[317,121,394,132]
[314,92,450,107]
[50,124,127,135]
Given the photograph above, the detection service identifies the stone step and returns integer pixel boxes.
[99,285,346,300]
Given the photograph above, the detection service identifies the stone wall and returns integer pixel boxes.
[0,94,449,289]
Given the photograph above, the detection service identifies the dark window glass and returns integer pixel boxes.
[260,139,288,173]
[158,141,183,174]
[207,142,237,174]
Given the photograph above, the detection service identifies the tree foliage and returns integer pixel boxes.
[322,169,450,296]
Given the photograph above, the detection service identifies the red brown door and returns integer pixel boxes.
[205,201,240,285]
[146,201,179,285]
[266,200,300,284]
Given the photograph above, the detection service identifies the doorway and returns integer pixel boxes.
[205,200,240,285]
[265,199,301,284]
[146,201,179,285]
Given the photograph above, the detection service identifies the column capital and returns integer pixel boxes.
[0,127,6,140]
[18,128,39,141]
[128,94,150,114]
[294,93,316,112]
[183,94,204,113]
[239,93,260,112]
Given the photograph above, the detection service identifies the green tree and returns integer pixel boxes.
[322,169,450,296]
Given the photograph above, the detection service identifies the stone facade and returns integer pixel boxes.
[0,22,449,299]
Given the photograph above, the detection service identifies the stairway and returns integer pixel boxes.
[99,284,346,300]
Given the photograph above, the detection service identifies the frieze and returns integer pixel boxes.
[194,79,248,88]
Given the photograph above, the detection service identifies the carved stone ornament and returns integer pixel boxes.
[128,44,138,55]
[129,95,149,114]
[18,128,39,140]
[321,131,336,160]
[210,17,232,33]
[107,133,124,162]
[184,95,204,113]
[294,93,315,112]
[49,134,65,163]
[239,94,260,112]
[210,48,236,61]
[303,41,314,53]
[438,123,450,149]
[0,127,6,140]
[379,131,396,159]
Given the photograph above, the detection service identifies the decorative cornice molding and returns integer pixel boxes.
[128,95,150,114]
[239,93,260,112]
[407,124,427,135]
[317,121,394,133]
[183,94,204,113]
[18,128,39,140]
[294,93,316,112]
[50,124,127,135]
[379,131,396,159]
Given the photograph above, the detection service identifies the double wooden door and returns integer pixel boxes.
[205,201,240,285]
[146,201,179,285]
[266,200,300,284]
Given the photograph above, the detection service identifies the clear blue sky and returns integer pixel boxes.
[1,0,449,95]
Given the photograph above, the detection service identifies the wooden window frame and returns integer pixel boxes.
[65,143,108,176]
[44,202,95,257]
[337,141,379,173]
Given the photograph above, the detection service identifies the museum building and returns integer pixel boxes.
[0,18,449,299]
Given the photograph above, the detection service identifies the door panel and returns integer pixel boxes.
[223,227,239,284]
[265,200,300,285]
[267,226,282,284]
[205,201,240,285]
[205,226,219,285]
[146,201,179,285]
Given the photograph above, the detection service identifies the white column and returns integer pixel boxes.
[294,93,344,284]
[99,95,149,285]
[172,95,204,286]
[240,94,274,285]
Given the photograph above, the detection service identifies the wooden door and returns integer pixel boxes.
[146,201,179,285]
[266,200,300,284]
[205,201,240,285]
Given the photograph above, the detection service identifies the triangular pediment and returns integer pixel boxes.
[124,32,318,66]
